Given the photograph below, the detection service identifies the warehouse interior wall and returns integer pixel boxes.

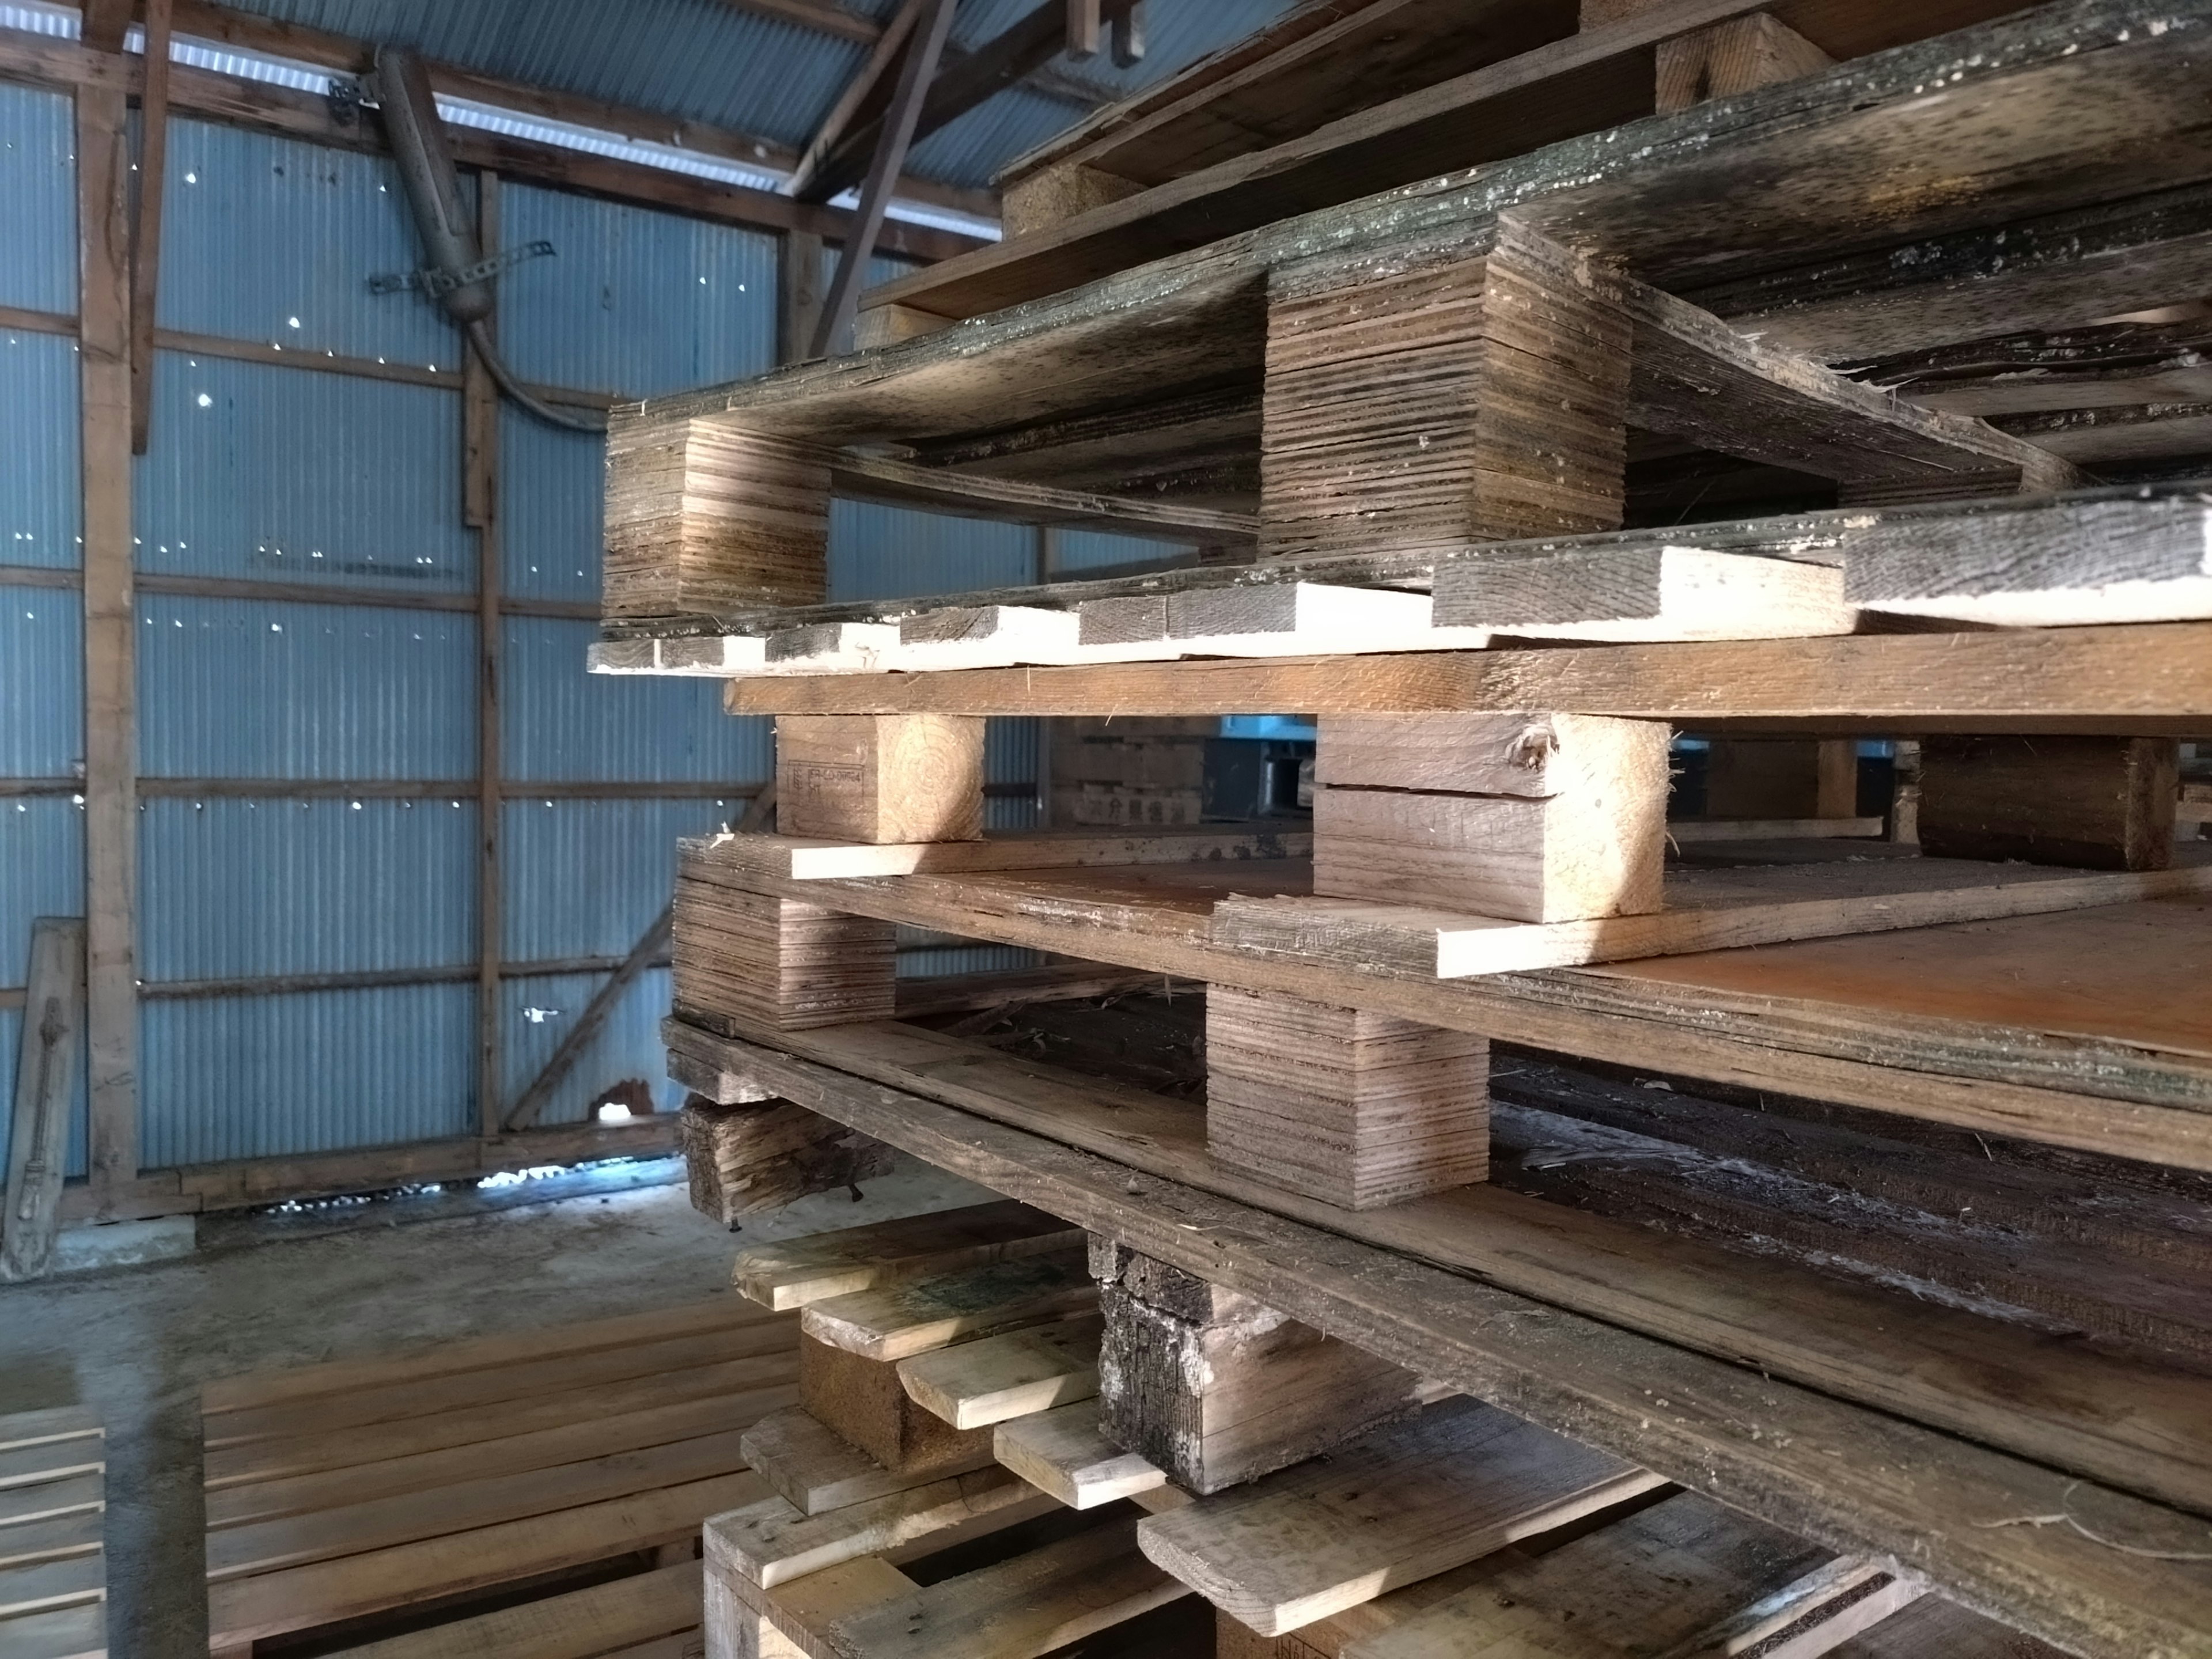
[0,81,1175,1189]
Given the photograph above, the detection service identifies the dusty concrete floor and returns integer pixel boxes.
[0,1154,994,1658]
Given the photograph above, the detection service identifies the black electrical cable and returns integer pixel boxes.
[466,321,607,434]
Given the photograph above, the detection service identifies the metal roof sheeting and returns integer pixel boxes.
[501,418,605,602]
[0,801,86,987]
[135,352,476,592]
[0,331,82,569]
[0,588,82,774]
[0,79,74,314]
[141,983,475,1165]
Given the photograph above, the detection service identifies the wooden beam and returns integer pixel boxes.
[128,0,172,456]
[718,0,883,46]
[78,0,130,52]
[812,0,959,358]
[470,173,503,1144]
[78,70,137,1200]
[787,0,928,203]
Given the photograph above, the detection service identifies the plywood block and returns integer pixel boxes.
[1919,736,2180,871]
[1704,738,1860,821]
[741,1405,991,1517]
[1655,11,1834,113]
[777,716,986,844]
[799,1333,994,1478]
[733,1200,1082,1311]
[605,414,830,618]
[1098,1278,1426,1496]
[994,1400,1167,1511]
[1136,1397,1661,1636]
[1260,234,1632,562]
[800,1253,1096,1362]
[1312,715,1669,924]
[676,1097,896,1226]
[897,1315,1103,1429]
[1206,986,1487,1211]
[673,852,896,1031]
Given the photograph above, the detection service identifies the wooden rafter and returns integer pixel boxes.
[787,0,930,202]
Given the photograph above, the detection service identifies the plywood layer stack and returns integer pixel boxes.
[599,0,2212,1651]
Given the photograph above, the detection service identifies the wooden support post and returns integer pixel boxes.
[800,1331,994,1476]
[1093,1238,1427,1495]
[1918,737,2180,872]
[674,843,897,1030]
[468,172,505,1141]
[775,714,986,843]
[128,0,173,455]
[2,921,86,1281]
[1702,737,1858,820]
[603,413,832,617]
[1207,985,1488,1211]
[79,74,138,1199]
[1310,713,1671,923]
[778,229,825,366]
[1259,219,1632,561]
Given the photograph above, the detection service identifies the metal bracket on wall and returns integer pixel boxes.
[369,240,557,298]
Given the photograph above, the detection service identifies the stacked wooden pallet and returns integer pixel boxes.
[198,1298,798,1657]
[0,1406,106,1659]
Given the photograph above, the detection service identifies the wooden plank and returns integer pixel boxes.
[1138,1397,1660,1636]
[1919,736,2181,870]
[0,1441,102,1494]
[828,451,1254,549]
[993,1400,1166,1510]
[0,1600,105,1659]
[1655,9,1834,112]
[1436,545,1853,640]
[199,1297,772,1413]
[703,827,1312,883]
[726,620,2212,731]
[732,1200,1082,1311]
[756,1557,915,1659]
[1,933,82,1279]
[1825,1593,2073,1657]
[1217,850,2212,979]
[0,1479,102,1534]
[203,1321,798,1447]
[0,1552,103,1619]
[709,1465,1056,1588]
[800,1253,1096,1361]
[800,1331,994,1478]
[741,1404,993,1516]
[323,1559,700,1659]
[205,1378,799,1527]
[777,716,986,844]
[0,1510,102,1575]
[896,1315,1102,1428]
[206,1472,766,1649]
[674,1021,2212,1527]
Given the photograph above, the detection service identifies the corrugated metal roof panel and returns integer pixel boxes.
[139,797,475,981]
[157,118,465,370]
[0,79,75,315]
[0,329,81,570]
[137,594,477,779]
[828,499,1035,602]
[0,800,86,988]
[501,797,734,962]
[499,181,777,398]
[500,964,681,1125]
[502,417,603,601]
[0,588,82,775]
[135,352,476,592]
[141,984,474,1165]
[502,617,770,782]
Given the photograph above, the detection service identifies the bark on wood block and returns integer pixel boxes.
[1919,736,2179,872]
[675,847,896,1030]
[1654,12,1834,112]
[776,715,986,843]
[1703,738,1859,821]
[1206,986,1488,1211]
[1312,714,1669,923]
[677,1097,896,1227]
[1259,225,1631,562]
[1090,1235,1272,1325]
[603,412,830,617]
[800,1330,995,1478]
[1097,1275,1425,1495]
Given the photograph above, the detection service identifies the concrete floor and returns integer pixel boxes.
[0,1154,994,1658]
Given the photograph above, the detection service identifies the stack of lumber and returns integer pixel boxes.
[0,1406,105,1659]
[1049,717,1217,830]
[198,1298,798,1657]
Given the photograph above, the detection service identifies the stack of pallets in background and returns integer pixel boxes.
[0,1406,107,1659]
[596,0,2212,1652]
[198,1300,798,1658]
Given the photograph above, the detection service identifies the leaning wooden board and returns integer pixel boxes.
[0,1406,105,1659]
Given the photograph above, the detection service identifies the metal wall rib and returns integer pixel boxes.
[0,79,75,314]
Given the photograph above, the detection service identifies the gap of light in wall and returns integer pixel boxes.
[7,1,999,241]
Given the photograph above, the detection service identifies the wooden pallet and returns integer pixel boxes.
[0,1406,106,1659]
[199,1297,799,1657]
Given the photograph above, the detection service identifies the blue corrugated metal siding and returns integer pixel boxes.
[0,331,82,569]
[0,589,83,774]
[1054,528,1188,573]
[501,798,735,962]
[500,967,681,1126]
[897,944,1037,979]
[135,353,475,592]
[828,499,1035,601]
[138,596,476,779]
[502,618,768,781]
[141,984,475,1166]
[499,184,777,397]
[139,798,475,980]
[157,119,465,371]
[503,416,604,601]
[0,802,87,984]
[0,80,75,315]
